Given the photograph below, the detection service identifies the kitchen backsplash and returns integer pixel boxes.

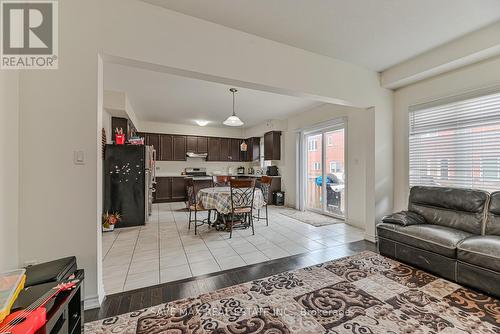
[155,160,253,175]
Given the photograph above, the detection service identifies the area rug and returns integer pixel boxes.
[85,251,500,333]
[280,209,343,227]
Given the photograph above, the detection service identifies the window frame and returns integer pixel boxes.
[408,86,500,192]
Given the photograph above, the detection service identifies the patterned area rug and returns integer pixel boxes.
[85,251,500,333]
[280,209,343,227]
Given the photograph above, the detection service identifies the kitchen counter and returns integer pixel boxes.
[155,172,281,178]
[155,172,185,177]
[210,174,281,178]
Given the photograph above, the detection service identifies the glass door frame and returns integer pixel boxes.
[298,118,348,220]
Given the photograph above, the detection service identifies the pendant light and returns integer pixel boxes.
[223,88,244,127]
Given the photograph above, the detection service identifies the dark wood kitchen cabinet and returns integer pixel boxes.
[143,133,161,156]
[219,138,230,161]
[229,139,241,161]
[243,137,260,162]
[173,135,187,161]
[153,177,187,203]
[197,136,208,153]
[186,136,208,154]
[140,132,267,162]
[171,177,187,201]
[207,137,220,161]
[159,134,173,161]
[264,131,281,160]
[186,136,197,153]
[111,117,129,141]
[154,177,172,202]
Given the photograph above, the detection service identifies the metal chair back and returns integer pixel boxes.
[260,176,272,203]
[186,178,196,206]
[229,178,256,212]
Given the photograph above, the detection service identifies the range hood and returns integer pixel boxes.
[186,152,208,159]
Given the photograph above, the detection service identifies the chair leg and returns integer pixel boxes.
[250,212,255,235]
[257,209,260,220]
[194,210,198,235]
[224,214,231,239]
[188,209,192,230]
[265,204,269,226]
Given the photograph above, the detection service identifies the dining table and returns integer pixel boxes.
[197,186,266,215]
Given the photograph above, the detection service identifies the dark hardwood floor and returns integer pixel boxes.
[85,240,376,322]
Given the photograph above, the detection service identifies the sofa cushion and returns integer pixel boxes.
[382,211,426,227]
[408,186,488,234]
[457,235,500,272]
[486,191,500,236]
[377,222,473,258]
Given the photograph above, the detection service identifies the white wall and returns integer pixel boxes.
[268,104,374,233]
[0,71,19,271]
[18,0,101,308]
[103,90,142,131]
[102,109,113,144]
[394,55,500,210]
[17,0,392,306]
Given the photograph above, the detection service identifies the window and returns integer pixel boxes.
[409,90,500,191]
[313,162,321,171]
[308,140,318,151]
[327,136,333,146]
[329,161,343,173]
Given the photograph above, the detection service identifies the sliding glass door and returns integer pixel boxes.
[304,125,346,218]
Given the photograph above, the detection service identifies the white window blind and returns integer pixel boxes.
[409,90,500,192]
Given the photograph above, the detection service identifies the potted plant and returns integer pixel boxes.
[102,211,121,232]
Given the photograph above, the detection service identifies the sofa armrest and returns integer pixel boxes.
[381,211,426,227]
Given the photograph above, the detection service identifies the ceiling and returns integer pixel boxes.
[141,0,500,71]
[104,63,322,127]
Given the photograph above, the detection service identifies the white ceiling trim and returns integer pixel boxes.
[382,21,500,89]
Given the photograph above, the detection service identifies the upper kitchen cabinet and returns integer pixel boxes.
[219,138,230,161]
[159,134,173,161]
[264,131,281,160]
[197,136,208,153]
[243,137,260,162]
[229,139,241,161]
[144,133,161,156]
[207,137,220,161]
[186,136,197,153]
[173,135,187,161]
[186,136,208,154]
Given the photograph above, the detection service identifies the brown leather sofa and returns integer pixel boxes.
[377,186,500,298]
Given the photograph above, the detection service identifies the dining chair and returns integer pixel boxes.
[256,176,272,226]
[225,178,256,238]
[213,175,231,187]
[186,178,213,235]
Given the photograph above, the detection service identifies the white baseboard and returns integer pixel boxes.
[364,233,377,243]
[84,295,102,310]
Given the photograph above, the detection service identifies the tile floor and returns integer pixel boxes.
[101,202,365,294]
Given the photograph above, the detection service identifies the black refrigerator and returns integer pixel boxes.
[104,145,154,228]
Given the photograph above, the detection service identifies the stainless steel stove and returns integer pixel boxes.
[184,167,213,180]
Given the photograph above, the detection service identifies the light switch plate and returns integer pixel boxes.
[74,150,85,165]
